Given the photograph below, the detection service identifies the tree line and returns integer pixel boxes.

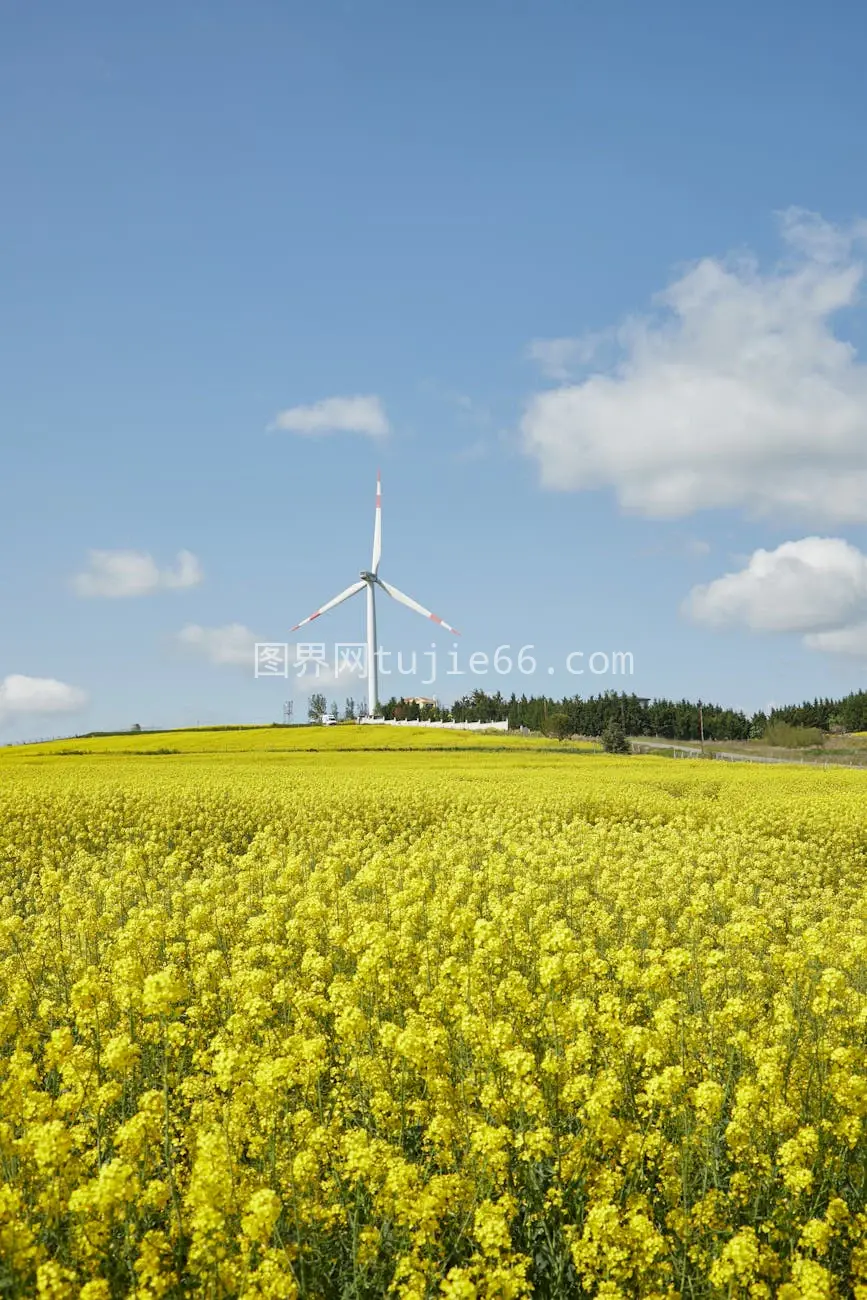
[309,688,867,740]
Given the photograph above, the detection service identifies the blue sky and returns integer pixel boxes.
[5,0,867,739]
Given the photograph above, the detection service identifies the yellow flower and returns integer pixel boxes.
[79,1282,111,1300]
[473,1199,513,1258]
[2,738,867,1294]
[35,1262,76,1300]
[242,1189,282,1245]
[141,969,186,1017]
[709,1228,760,1287]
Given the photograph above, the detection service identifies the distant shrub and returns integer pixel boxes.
[763,722,825,749]
[543,713,572,742]
[601,722,630,754]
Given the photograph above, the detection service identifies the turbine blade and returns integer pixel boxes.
[291,580,365,632]
[371,470,382,575]
[378,578,460,635]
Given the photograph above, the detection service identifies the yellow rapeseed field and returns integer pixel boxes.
[1,731,866,1298]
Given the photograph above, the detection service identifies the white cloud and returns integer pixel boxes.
[685,537,867,658]
[177,624,343,685]
[526,333,614,381]
[73,549,203,598]
[804,623,867,656]
[178,623,258,666]
[269,395,389,438]
[0,675,87,727]
[523,209,867,522]
[162,551,202,589]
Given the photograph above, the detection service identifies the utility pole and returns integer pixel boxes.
[283,700,293,725]
[698,700,704,752]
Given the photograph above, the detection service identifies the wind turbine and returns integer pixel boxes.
[291,473,460,718]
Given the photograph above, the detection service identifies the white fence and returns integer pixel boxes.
[359,718,509,732]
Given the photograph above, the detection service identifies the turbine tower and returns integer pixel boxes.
[291,473,459,718]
